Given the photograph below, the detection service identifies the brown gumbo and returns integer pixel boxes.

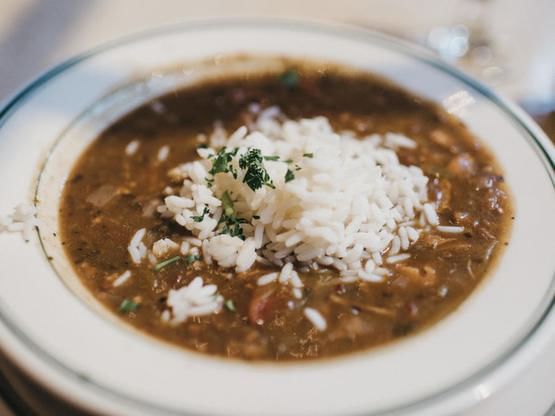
[60,62,511,361]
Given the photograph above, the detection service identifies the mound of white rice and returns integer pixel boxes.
[156,108,446,283]
[0,203,39,241]
[161,276,223,324]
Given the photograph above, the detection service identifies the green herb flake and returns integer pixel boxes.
[279,69,300,88]
[285,169,295,183]
[119,298,138,313]
[252,215,260,220]
[239,147,263,168]
[185,254,200,264]
[224,299,236,312]
[208,147,238,177]
[303,152,314,158]
[221,191,235,217]
[209,151,229,174]
[154,256,181,272]
[263,155,280,161]
[191,206,210,222]
[218,215,247,240]
[239,148,275,191]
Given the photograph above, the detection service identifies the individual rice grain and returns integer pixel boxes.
[113,270,132,287]
[125,140,140,156]
[436,225,465,233]
[386,253,411,264]
[257,272,279,286]
[304,307,327,331]
[423,203,439,226]
[157,145,170,162]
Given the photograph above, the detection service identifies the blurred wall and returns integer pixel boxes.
[0,0,552,101]
[0,0,463,100]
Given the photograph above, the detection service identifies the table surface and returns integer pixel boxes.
[0,1,553,415]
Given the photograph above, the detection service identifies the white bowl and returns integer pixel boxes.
[0,19,553,416]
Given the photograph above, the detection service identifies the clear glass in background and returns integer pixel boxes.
[419,0,555,138]
[1,0,553,107]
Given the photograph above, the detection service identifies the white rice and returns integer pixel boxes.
[257,272,278,285]
[292,288,303,299]
[279,262,294,284]
[406,226,420,242]
[374,267,392,276]
[385,253,411,264]
[289,270,303,288]
[389,236,401,255]
[436,225,465,233]
[180,241,191,255]
[159,111,441,280]
[438,286,449,297]
[423,203,439,226]
[359,273,385,283]
[125,108,463,327]
[113,270,132,287]
[127,228,147,264]
[0,203,39,241]
[125,140,140,156]
[384,132,417,149]
[164,276,223,324]
[152,238,179,258]
[304,307,327,331]
[185,236,202,247]
[147,252,158,266]
[157,145,170,162]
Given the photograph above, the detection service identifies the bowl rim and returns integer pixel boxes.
[0,17,553,416]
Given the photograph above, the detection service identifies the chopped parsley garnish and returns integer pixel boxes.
[191,206,210,222]
[197,143,208,149]
[119,298,138,313]
[154,256,181,271]
[185,254,200,264]
[217,191,246,239]
[285,169,295,182]
[239,148,275,191]
[208,147,238,178]
[279,69,300,88]
[263,155,280,161]
[219,215,247,239]
[221,191,235,216]
[303,152,314,158]
[224,299,236,312]
[239,147,263,168]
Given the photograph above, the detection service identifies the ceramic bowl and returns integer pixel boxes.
[0,19,553,416]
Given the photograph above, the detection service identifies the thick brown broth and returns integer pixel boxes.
[60,63,511,360]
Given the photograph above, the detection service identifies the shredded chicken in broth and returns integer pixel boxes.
[60,61,511,360]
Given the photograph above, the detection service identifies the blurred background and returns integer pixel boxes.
[1,0,554,138]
